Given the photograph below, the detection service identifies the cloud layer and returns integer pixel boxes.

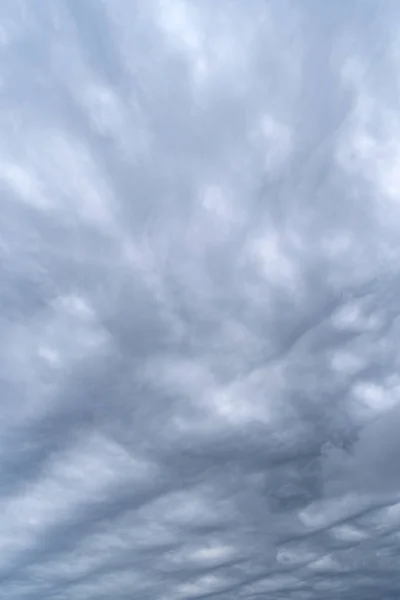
[2,1,400,599]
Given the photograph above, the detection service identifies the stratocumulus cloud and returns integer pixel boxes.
[1,1,400,599]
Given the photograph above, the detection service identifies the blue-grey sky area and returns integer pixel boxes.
[2,1,400,599]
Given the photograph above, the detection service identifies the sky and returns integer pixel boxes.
[1,1,400,599]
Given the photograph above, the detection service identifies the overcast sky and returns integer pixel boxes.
[2,1,400,599]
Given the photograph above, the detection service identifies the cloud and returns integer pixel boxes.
[1,1,400,599]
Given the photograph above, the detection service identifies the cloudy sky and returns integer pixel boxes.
[2,1,400,599]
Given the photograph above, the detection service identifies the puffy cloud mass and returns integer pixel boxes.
[1,1,400,599]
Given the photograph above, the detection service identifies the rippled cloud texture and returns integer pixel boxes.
[2,1,400,599]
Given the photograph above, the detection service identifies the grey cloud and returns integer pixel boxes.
[1,1,400,599]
